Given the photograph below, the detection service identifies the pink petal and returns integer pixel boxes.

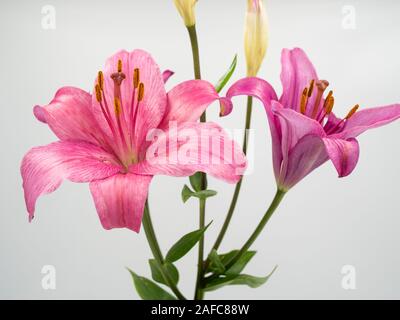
[158,80,221,129]
[226,77,278,117]
[162,70,175,83]
[336,104,400,139]
[92,50,167,156]
[272,102,326,184]
[279,48,319,112]
[225,77,281,174]
[282,135,328,190]
[89,173,152,233]
[131,122,247,184]
[21,141,122,221]
[322,138,360,177]
[34,87,107,147]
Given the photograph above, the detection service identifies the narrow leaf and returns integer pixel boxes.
[148,260,179,286]
[215,54,238,93]
[223,250,257,276]
[204,266,277,292]
[127,268,176,300]
[166,222,212,263]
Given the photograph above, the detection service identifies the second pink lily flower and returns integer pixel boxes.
[225,48,400,191]
[21,50,246,232]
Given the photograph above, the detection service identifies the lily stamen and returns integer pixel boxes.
[300,87,308,114]
[311,80,329,119]
[326,104,360,135]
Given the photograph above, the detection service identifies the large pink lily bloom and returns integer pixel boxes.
[225,48,400,191]
[21,50,246,232]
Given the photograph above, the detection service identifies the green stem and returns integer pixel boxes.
[194,198,206,300]
[187,25,202,81]
[187,24,207,300]
[210,96,253,252]
[224,189,286,271]
[142,201,186,300]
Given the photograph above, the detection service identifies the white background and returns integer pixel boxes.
[0,0,399,299]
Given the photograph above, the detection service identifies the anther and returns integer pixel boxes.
[345,104,359,120]
[133,68,140,89]
[98,71,104,90]
[95,84,102,102]
[325,96,335,114]
[138,83,145,101]
[308,79,315,97]
[117,60,123,73]
[300,87,308,114]
[323,90,333,110]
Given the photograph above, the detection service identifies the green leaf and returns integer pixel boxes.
[215,54,238,93]
[166,222,212,263]
[181,185,217,203]
[223,250,257,276]
[189,172,204,192]
[148,259,179,286]
[127,268,176,300]
[205,250,256,275]
[204,266,278,292]
[181,185,194,203]
[207,249,225,275]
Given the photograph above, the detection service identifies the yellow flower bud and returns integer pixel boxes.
[244,0,268,76]
[173,0,198,27]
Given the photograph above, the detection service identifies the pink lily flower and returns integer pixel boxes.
[225,48,400,191]
[21,50,246,232]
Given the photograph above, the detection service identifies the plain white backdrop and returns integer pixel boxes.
[1,0,399,299]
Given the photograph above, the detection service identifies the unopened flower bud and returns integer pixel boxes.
[244,0,268,76]
[173,0,198,27]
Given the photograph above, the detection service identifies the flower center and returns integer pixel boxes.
[94,60,146,168]
[299,79,360,135]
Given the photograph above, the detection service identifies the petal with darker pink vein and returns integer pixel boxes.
[162,70,175,83]
[282,135,328,190]
[131,122,247,184]
[21,141,122,220]
[272,102,326,182]
[34,87,107,147]
[92,50,167,156]
[279,48,319,111]
[225,77,281,174]
[323,138,360,177]
[159,80,221,129]
[335,104,400,139]
[89,173,152,233]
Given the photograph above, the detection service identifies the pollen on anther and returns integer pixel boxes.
[300,88,308,114]
[308,79,315,97]
[117,60,123,73]
[95,84,102,102]
[345,104,359,120]
[133,68,140,88]
[325,96,335,114]
[138,83,145,101]
[98,71,104,90]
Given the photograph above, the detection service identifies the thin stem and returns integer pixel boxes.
[210,96,254,253]
[187,24,207,300]
[224,189,286,271]
[194,198,206,300]
[187,25,202,81]
[142,201,186,300]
